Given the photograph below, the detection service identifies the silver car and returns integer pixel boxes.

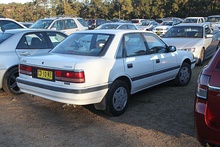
[163,23,220,65]
[0,29,67,95]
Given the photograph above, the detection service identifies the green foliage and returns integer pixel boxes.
[0,0,219,22]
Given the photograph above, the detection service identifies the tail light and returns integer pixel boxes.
[19,64,32,76]
[196,74,210,99]
[55,70,85,83]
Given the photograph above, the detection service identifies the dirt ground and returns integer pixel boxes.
[0,61,207,146]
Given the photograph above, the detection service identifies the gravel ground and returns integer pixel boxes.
[0,61,207,147]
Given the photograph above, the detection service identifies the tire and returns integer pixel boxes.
[3,67,22,95]
[173,62,191,86]
[104,80,130,116]
[197,48,205,66]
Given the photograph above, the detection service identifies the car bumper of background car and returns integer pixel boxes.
[17,78,108,105]
[0,68,7,89]
[194,97,220,146]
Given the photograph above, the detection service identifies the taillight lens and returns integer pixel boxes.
[55,70,85,83]
[196,74,210,99]
[19,64,32,76]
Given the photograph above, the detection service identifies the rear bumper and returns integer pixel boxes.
[17,77,108,105]
[194,98,220,146]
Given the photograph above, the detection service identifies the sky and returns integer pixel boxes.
[0,0,33,4]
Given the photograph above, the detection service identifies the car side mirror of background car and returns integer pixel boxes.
[168,46,176,52]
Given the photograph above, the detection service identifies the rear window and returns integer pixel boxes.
[51,33,113,56]
[0,33,13,44]
[131,20,139,23]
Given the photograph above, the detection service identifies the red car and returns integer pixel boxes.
[195,48,220,146]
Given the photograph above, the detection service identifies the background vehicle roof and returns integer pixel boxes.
[3,28,67,34]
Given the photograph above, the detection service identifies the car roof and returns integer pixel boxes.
[2,28,67,34]
[76,29,149,35]
[175,23,206,27]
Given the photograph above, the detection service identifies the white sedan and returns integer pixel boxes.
[163,23,220,65]
[17,30,196,116]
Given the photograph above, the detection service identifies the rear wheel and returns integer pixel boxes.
[104,80,130,116]
[3,67,22,95]
[173,62,191,86]
[197,48,205,66]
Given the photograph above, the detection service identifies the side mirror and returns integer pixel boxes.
[168,46,176,52]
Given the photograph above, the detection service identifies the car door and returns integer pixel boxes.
[15,32,51,59]
[143,33,179,84]
[122,33,154,93]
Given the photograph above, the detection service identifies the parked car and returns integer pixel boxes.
[0,17,27,31]
[152,20,176,36]
[20,22,34,28]
[87,19,108,30]
[182,17,205,23]
[131,19,146,25]
[95,22,137,30]
[136,20,159,31]
[163,23,220,66]
[206,15,220,30]
[195,47,220,146]
[30,16,88,35]
[17,29,195,116]
[0,29,67,95]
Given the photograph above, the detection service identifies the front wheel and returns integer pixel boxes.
[3,67,22,95]
[173,62,191,86]
[104,80,130,116]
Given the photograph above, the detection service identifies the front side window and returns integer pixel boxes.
[124,33,147,57]
[51,33,113,56]
[143,33,166,54]
[51,20,64,30]
[77,18,88,27]
[46,32,67,47]
[65,19,77,29]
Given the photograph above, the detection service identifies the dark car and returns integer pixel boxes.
[195,47,220,146]
[87,19,108,29]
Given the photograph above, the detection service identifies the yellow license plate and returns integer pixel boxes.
[37,69,53,80]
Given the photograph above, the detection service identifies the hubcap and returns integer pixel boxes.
[8,71,20,94]
[179,66,190,84]
[113,87,128,111]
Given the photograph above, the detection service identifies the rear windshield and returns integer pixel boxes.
[0,33,13,44]
[206,16,220,22]
[51,33,113,56]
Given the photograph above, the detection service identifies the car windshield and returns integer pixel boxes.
[77,18,88,27]
[141,22,150,26]
[163,26,203,38]
[0,33,13,44]
[97,24,120,29]
[51,33,113,56]
[30,19,53,29]
[206,16,220,22]
[161,21,173,26]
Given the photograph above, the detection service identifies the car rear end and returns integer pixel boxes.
[195,49,220,146]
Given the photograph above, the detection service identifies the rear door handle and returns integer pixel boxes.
[127,63,133,68]
[20,52,30,56]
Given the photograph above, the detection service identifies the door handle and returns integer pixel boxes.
[127,63,133,68]
[156,59,160,63]
[20,52,30,56]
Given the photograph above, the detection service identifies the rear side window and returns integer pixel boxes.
[17,33,49,49]
[0,33,13,44]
